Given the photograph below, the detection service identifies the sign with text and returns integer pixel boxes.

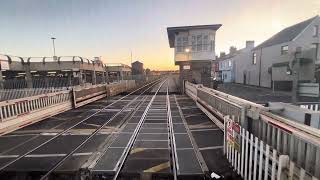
[227,120,241,151]
[0,60,9,70]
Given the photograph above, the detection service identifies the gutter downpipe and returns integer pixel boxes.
[258,48,263,86]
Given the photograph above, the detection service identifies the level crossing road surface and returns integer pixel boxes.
[0,77,239,180]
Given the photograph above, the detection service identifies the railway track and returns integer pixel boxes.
[0,76,220,180]
[0,78,164,179]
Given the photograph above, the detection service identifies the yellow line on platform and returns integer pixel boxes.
[143,161,170,173]
[130,148,145,154]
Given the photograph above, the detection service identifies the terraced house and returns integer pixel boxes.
[243,15,320,91]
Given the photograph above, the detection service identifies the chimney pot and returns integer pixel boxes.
[246,41,255,49]
[229,46,237,55]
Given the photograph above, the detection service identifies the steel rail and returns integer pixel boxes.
[166,83,178,180]
[85,92,152,171]
[0,82,155,156]
[112,78,168,180]
[0,78,162,172]
[39,78,161,180]
[174,94,209,175]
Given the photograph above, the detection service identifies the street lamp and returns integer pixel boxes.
[185,48,191,61]
[51,37,57,61]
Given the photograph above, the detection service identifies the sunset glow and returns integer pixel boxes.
[0,0,319,70]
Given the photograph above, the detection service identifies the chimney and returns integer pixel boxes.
[220,52,226,57]
[246,41,255,49]
[229,46,237,55]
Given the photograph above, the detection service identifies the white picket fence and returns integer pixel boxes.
[224,116,319,180]
[300,103,320,111]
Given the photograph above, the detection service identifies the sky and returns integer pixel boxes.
[0,0,319,70]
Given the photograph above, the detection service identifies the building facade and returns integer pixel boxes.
[233,41,256,84]
[216,47,238,83]
[167,24,222,88]
[246,16,320,90]
[214,41,255,84]
[131,61,144,75]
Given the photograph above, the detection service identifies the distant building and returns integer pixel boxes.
[131,61,144,75]
[105,63,131,81]
[0,55,106,88]
[214,42,255,83]
[247,15,320,90]
[216,46,240,83]
[233,41,256,84]
[167,24,222,88]
[145,68,151,75]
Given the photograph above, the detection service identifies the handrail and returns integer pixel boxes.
[0,90,71,122]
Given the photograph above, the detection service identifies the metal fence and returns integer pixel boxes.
[0,88,66,101]
[254,112,320,178]
[0,77,80,89]
[0,90,71,122]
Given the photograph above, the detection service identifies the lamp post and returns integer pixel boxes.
[51,37,57,60]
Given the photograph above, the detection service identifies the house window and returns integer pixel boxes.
[197,35,202,51]
[281,45,289,55]
[182,36,188,52]
[252,53,257,64]
[210,40,214,51]
[203,35,209,51]
[228,60,232,67]
[313,25,319,37]
[311,43,319,59]
[176,37,182,52]
[191,36,196,51]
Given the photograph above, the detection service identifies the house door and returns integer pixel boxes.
[243,72,247,85]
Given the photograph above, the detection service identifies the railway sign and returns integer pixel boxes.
[227,120,241,151]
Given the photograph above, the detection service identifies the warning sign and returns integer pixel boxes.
[227,121,241,151]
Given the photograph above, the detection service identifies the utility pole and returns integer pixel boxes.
[292,47,302,104]
[51,37,56,60]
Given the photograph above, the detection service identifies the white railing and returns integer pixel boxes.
[72,80,135,108]
[184,81,200,101]
[108,80,135,96]
[0,88,66,101]
[0,80,140,135]
[225,117,319,180]
[0,90,71,122]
